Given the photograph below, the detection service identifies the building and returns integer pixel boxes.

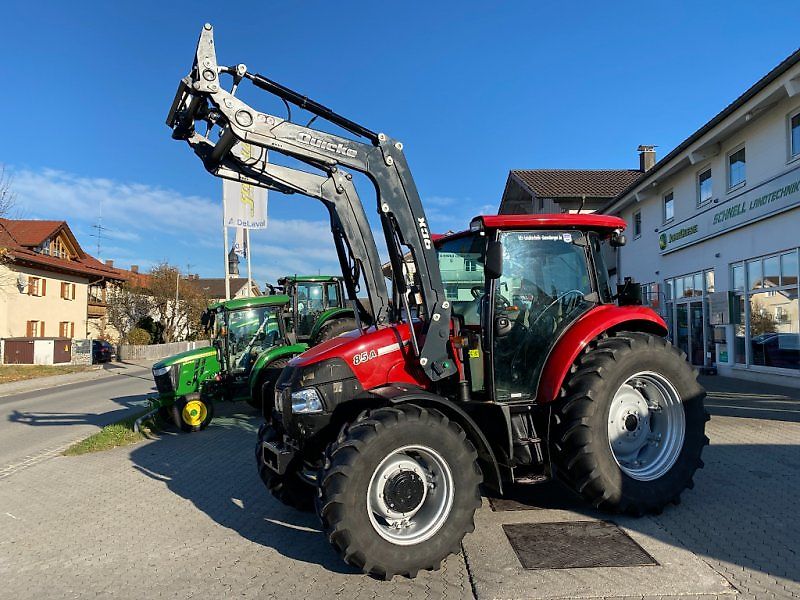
[499,167,644,215]
[600,49,800,385]
[193,277,261,302]
[0,219,125,362]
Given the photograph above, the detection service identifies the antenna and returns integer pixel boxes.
[89,205,112,258]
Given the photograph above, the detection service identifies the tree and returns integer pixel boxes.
[0,165,14,218]
[148,263,209,342]
[107,282,154,343]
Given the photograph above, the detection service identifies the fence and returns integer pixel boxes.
[119,340,210,361]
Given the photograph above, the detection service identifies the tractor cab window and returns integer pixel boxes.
[326,282,341,307]
[226,306,282,375]
[493,231,595,401]
[295,283,325,336]
[437,235,486,326]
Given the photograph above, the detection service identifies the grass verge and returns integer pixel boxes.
[0,364,94,384]
[63,410,160,456]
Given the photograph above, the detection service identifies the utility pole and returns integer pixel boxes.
[223,192,231,301]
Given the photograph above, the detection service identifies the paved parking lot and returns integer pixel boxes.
[0,376,798,599]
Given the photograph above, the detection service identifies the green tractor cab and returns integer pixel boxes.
[276,275,358,344]
[150,294,306,432]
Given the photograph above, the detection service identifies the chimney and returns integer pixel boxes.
[105,259,114,268]
[638,145,657,172]
[130,265,139,273]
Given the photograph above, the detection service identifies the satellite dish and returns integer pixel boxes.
[16,273,27,291]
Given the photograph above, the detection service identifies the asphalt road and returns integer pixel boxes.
[0,362,155,475]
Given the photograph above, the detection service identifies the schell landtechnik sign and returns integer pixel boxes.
[658,167,800,253]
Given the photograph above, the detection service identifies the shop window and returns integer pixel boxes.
[763,256,780,288]
[747,259,762,290]
[728,146,746,190]
[790,111,800,159]
[632,210,642,239]
[705,270,715,294]
[782,252,798,285]
[748,289,798,370]
[664,279,674,301]
[663,191,674,223]
[732,264,745,291]
[675,277,684,298]
[697,169,712,206]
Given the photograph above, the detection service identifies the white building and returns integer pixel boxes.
[602,49,800,385]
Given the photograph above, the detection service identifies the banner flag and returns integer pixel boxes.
[233,227,247,258]
[222,143,268,229]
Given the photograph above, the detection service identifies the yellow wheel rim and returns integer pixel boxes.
[182,400,207,427]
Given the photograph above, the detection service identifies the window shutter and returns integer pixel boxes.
[40,321,44,337]
[26,321,33,337]
[27,279,33,295]
[41,279,47,296]
[61,282,67,298]
[70,322,75,338]
[72,283,76,300]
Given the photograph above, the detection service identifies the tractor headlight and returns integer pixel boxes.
[152,365,170,377]
[291,388,324,414]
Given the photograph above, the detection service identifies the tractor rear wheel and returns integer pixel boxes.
[317,404,482,579]
[312,317,356,345]
[552,331,708,514]
[172,395,214,433]
[254,423,314,511]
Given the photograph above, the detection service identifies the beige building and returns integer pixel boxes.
[0,219,124,361]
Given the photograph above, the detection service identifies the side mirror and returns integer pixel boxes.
[610,233,627,247]
[485,240,503,280]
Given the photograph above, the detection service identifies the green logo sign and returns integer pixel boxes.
[658,233,667,250]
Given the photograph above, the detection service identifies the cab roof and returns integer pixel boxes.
[210,294,291,312]
[436,213,626,244]
[278,275,340,284]
[471,214,626,231]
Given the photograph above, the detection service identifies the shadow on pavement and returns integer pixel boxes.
[128,401,799,588]
[7,394,149,427]
[129,402,359,576]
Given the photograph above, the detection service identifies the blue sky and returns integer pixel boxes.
[2,1,798,284]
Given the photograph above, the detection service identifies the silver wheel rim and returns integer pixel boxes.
[607,371,686,481]
[366,445,454,546]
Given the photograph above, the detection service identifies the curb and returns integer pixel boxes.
[0,363,138,398]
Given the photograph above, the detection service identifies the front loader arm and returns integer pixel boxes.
[188,138,389,326]
[167,24,455,381]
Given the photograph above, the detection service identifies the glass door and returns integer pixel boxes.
[689,301,706,367]
[676,305,689,360]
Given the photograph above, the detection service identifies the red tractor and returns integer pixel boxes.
[168,25,708,580]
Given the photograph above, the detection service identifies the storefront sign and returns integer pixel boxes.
[658,167,800,253]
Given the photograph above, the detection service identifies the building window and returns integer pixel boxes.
[697,169,712,206]
[790,111,800,159]
[27,277,46,296]
[632,210,642,239]
[731,248,800,371]
[728,146,746,190]
[59,321,75,338]
[26,320,44,337]
[464,258,477,272]
[663,191,674,223]
[61,282,76,300]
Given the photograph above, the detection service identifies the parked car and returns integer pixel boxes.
[92,340,115,364]
[751,332,800,369]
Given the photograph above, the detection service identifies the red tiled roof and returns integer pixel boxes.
[511,169,643,199]
[0,218,125,281]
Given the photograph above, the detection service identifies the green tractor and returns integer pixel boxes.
[150,294,306,432]
[276,275,357,345]
[150,276,359,432]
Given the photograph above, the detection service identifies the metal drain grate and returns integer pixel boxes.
[503,521,658,569]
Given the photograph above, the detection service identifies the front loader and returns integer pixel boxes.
[167,24,708,579]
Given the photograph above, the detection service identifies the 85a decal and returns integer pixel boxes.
[352,350,377,366]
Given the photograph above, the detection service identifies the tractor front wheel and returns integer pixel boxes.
[172,395,214,433]
[317,404,482,579]
[254,423,314,511]
[553,331,708,514]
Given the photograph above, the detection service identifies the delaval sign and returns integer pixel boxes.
[658,168,800,254]
[222,145,268,229]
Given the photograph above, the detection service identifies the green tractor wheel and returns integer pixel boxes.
[312,317,357,345]
[172,395,214,433]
